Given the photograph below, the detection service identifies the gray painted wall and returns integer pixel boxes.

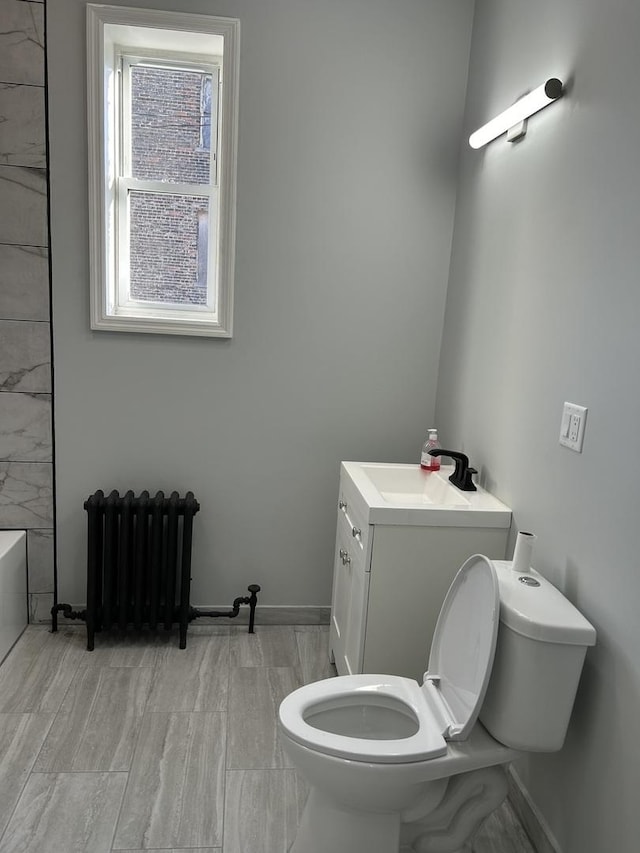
[438,0,640,850]
[48,0,474,606]
[0,0,54,622]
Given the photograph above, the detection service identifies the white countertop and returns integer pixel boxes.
[342,462,512,528]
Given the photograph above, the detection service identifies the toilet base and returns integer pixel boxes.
[291,788,401,853]
[291,764,509,853]
[400,764,508,852]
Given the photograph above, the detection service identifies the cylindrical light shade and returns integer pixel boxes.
[469,78,564,149]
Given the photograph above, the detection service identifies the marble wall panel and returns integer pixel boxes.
[0,320,51,392]
[27,528,54,593]
[0,82,46,166]
[0,392,52,461]
[0,244,49,320]
[0,461,53,527]
[29,592,54,623]
[1,0,53,622]
[0,165,47,245]
[0,0,45,86]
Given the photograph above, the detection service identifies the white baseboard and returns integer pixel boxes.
[193,605,330,625]
[54,604,330,627]
[508,766,562,853]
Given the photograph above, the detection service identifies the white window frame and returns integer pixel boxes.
[87,5,240,337]
[117,52,220,316]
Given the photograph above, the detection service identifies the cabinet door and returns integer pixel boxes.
[363,524,509,681]
[329,517,370,676]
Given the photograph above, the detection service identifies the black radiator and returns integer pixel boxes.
[52,489,260,650]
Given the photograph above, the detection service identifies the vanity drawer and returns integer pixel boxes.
[337,478,371,565]
[330,512,370,675]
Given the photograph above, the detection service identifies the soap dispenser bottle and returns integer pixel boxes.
[420,429,441,471]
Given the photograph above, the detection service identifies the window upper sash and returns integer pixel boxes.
[118,51,221,189]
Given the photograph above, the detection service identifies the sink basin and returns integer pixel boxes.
[358,464,470,507]
[341,462,511,527]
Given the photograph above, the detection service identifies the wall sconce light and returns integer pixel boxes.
[469,78,564,149]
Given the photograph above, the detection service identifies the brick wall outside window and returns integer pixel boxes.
[129,192,208,304]
[129,66,212,305]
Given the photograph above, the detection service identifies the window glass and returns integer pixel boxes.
[130,65,212,185]
[129,191,211,306]
[200,76,213,152]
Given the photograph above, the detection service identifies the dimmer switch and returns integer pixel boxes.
[559,402,587,453]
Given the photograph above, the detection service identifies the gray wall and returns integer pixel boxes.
[437,0,640,850]
[0,0,54,622]
[48,0,474,606]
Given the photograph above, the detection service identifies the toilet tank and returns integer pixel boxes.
[479,560,596,752]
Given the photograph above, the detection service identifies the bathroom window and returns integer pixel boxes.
[87,5,239,337]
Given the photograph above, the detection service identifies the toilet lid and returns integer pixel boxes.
[423,554,499,742]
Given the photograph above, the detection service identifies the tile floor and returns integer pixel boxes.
[0,624,537,852]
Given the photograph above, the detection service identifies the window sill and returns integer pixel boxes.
[90,310,232,338]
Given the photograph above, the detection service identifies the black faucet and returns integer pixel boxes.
[428,449,477,491]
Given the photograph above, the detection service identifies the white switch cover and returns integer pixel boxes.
[559,402,587,452]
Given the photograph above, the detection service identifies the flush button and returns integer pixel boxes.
[518,576,540,587]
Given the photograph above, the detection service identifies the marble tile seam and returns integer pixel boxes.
[0,78,45,88]
[0,318,50,324]
[0,80,44,88]
[0,240,48,249]
[0,162,46,176]
[0,453,53,464]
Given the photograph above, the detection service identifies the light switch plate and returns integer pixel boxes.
[559,402,587,452]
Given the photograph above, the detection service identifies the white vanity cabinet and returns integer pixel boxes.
[329,462,511,682]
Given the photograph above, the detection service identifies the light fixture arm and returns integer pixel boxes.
[469,78,564,149]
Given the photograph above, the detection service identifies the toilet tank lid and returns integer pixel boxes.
[492,561,596,646]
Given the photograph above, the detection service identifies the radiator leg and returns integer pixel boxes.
[247,584,260,633]
[85,612,95,651]
[86,494,99,652]
[179,622,187,650]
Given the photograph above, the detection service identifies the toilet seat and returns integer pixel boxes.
[279,674,448,763]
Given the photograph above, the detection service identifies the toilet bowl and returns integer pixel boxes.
[279,555,596,853]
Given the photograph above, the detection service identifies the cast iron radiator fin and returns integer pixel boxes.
[51,490,260,650]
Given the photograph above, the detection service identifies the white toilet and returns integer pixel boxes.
[279,554,596,853]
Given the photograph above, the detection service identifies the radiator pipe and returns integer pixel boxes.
[190,584,261,633]
[51,603,87,623]
[52,584,260,628]
[54,584,262,635]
